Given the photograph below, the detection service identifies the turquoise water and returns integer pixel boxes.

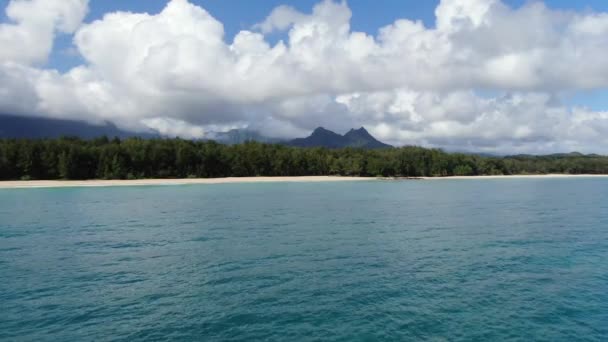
[1,179,607,341]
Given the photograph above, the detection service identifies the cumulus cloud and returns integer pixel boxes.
[1,0,608,153]
[253,5,307,34]
[0,0,88,65]
[338,90,608,154]
[141,117,205,139]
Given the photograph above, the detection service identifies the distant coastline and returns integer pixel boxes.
[3,137,608,181]
[1,174,608,189]
[0,176,374,189]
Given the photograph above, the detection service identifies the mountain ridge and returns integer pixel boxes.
[0,115,393,149]
[208,129,283,145]
[0,114,157,139]
[288,126,392,149]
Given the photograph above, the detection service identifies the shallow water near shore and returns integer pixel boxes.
[1,179,607,341]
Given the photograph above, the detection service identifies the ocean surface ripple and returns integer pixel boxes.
[1,179,607,341]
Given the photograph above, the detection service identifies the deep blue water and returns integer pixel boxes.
[1,179,607,341]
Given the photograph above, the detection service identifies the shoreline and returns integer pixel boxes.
[0,176,374,189]
[0,174,607,189]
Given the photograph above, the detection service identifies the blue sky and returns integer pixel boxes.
[2,0,605,72]
[2,0,608,152]
[31,0,606,111]
[34,1,444,72]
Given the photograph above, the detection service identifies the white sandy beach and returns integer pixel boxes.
[1,174,607,189]
[0,176,375,189]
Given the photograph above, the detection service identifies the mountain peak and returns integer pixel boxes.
[311,126,339,135]
[343,126,391,149]
[345,126,371,136]
[289,126,392,149]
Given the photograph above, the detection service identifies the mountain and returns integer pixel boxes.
[0,115,391,150]
[209,129,283,145]
[288,127,392,149]
[343,127,392,149]
[289,127,347,148]
[0,114,157,139]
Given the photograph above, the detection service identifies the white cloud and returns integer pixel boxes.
[2,0,608,153]
[253,5,307,34]
[141,117,205,139]
[0,0,88,65]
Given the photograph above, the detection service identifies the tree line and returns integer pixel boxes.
[1,137,608,180]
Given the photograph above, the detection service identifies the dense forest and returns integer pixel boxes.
[1,137,608,180]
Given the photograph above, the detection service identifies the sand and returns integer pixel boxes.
[0,176,375,189]
[1,174,607,189]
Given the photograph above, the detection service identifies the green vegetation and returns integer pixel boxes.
[1,137,608,180]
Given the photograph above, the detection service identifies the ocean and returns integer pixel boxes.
[1,179,607,341]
